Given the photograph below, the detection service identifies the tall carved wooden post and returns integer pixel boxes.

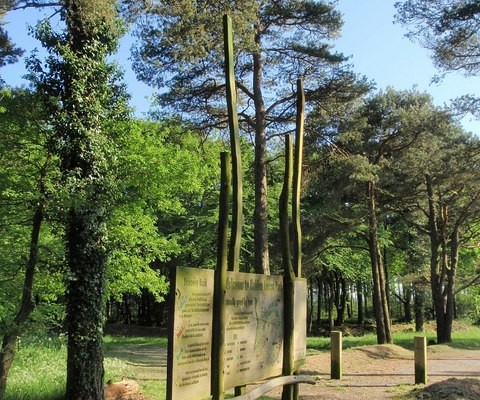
[293,79,305,278]
[292,78,305,400]
[282,79,305,400]
[223,14,246,396]
[281,135,294,400]
[223,15,243,274]
[211,152,231,400]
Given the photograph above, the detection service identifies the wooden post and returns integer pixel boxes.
[280,135,294,400]
[211,152,231,400]
[414,336,427,384]
[330,331,342,380]
[292,79,304,278]
[166,268,177,400]
[224,16,246,396]
[223,15,243,274]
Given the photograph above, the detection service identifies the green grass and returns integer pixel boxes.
[6,336,66,400]
[307,323,480,352]
[6,335,140,400]
[103,335,168,348]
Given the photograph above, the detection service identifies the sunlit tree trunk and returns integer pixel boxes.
[252,39,270,275]
[367,181,392,344]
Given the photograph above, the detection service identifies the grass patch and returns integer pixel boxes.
[448,325,480,349]
[5,334,139,400]
[6,336,66,400]
[103,335,168,348]
[306,322,480,352]
[140,380,166,399]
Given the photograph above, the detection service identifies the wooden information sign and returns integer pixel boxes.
[167,267,214,400]
[167,267,307,400]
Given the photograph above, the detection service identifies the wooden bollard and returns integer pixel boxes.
[414,336,427,384]
[330,331,342,379]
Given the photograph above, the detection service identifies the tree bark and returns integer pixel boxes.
[61,1,118,397]
[425,174,456,344]
[367,181,392,344]
[307,278,313,335]
[252,31,270,275]
[334,275,346,326]
[0,203,43,399]
[414,284,425,332]
[65,210,107,400]
[316,277,322,329]
[357,279,364,325]
[403,286,413,323]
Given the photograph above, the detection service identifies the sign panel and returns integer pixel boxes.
[294,278,307,368]
[223,272,284,389]
[169,267,214,400]
[168,267,307,400]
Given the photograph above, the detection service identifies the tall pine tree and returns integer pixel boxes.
[130,0,369,273]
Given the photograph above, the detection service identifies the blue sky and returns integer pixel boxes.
[3,1,480,133]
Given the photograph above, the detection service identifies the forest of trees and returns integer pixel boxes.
[2,1,480,399]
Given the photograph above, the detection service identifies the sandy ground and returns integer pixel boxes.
[261,344,480,399]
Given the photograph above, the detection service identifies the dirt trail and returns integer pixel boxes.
[106,342,480,399]
[263,345,480,399]
[106,343,167,381]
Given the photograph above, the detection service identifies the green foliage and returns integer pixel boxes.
[105,120,225,298]
[0,88,64,332]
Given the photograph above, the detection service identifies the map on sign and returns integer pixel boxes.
[253,296,282,365]
[223,272,284,389]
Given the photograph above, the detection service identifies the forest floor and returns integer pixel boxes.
[105,339,480,399]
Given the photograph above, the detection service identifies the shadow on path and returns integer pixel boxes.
[105,343,167,381]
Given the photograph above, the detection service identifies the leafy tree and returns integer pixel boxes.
[106,120,225,301]
[130,0,369,274]
[0,88,62,398]
[27,0,125,397]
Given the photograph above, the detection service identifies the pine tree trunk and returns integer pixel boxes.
[317,277,322,329]
[414,285,425,332]
[367,181,391,344]
[334,276,346,326]
[357,280,364,325]
[307,278,313,335]
[252,38,270,274]
[404,286,413,323]
[425,174,455,344]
